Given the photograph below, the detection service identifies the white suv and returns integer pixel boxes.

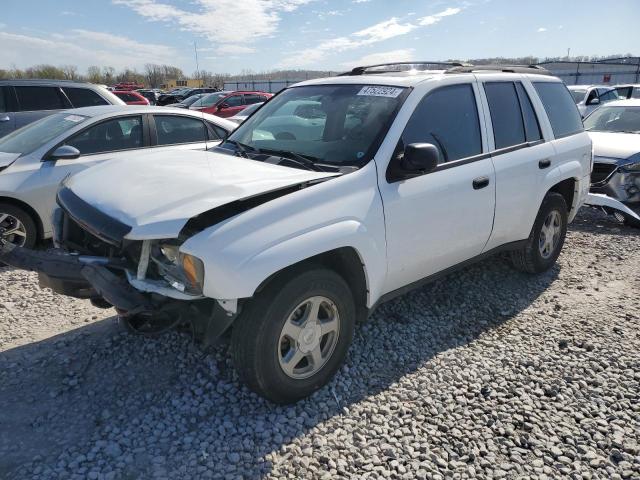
[1,63,592,403]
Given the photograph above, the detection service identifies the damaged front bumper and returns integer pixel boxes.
[0,242,156,314]
[587,161,640,222]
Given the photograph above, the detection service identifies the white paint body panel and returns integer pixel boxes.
[589,131,640,159]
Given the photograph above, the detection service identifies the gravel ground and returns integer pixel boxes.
[1,208,639,480]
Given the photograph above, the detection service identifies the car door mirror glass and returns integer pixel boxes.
[587,97,600,106]
[48,145,81,161]
[400,143,439,174]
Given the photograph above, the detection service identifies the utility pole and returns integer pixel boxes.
[194,41,201,86]
[567,48,571,60]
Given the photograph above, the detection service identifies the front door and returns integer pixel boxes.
[379,82,496,293]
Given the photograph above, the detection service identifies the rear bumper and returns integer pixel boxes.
[0,242,155,313]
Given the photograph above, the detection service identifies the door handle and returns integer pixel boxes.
[472,176,490,190]
[0,116,10,122]
[539,158,551,169]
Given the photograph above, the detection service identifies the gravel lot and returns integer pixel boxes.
[1,208,639,480]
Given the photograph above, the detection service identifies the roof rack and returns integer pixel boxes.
[341,61,467,76]
[445,64,552,76]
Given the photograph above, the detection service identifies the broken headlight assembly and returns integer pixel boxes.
[620,160,640,172]
[150,242,205,295]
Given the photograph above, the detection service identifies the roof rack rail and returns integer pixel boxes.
[445,64,552,76]
[340,61,467,76]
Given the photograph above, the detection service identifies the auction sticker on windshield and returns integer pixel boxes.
[357,86,404,98]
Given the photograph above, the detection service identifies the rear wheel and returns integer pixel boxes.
[0,203,37,250]
[231,267,356,404]
[510,192,568,274]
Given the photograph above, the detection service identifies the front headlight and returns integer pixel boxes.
[181,253,205,293]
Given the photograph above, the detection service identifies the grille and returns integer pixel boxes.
[591,163,617,184]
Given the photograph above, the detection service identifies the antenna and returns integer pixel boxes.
[194,41,201,87]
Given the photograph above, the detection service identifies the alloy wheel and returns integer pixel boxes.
[539,210,562,259]
[0,213,27,247]
[277,296,341,380]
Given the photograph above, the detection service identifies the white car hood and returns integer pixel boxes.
[589,132,640,160]
[65,149,338,239]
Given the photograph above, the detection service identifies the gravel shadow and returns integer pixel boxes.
[0,251,560,479]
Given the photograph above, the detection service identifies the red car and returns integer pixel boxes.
[113,90,150,106]
[190,91,273,118]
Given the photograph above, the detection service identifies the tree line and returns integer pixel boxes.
[0,54,636,88]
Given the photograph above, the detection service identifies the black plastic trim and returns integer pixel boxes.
[370,239,528,312]
[57,186,132,246]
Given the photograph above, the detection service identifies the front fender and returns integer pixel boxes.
[202,220,384,305]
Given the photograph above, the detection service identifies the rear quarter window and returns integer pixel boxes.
[533,82,584,138]
[63,87,108,107]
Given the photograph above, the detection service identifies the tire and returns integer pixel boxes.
[231,267,356,404]
[510,192,568,274]
[623,212,640,229]
[0,203,38,250]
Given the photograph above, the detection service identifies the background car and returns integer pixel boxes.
[157,87,219,106]
[614,84,640,100]
[113,90,150,105]
[568,85,619,117]
[583,99,640,227]
[136,89,159,105]
[166,93,208,109]
[190,91,272,118]
[0,79,124,138]
[228,102,263,124]
[0,106,236,248]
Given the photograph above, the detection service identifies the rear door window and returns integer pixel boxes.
[400,83,482,163]
[224,95,244,107]
[244,94,264,105]
[484,82,526,149]
[65,116,143,155]
[533,82,584,138]
[154,115,208,145]
[63,87,108,107]
[15,86,67,111]
[514,83,542,142]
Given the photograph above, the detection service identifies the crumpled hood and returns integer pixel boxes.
[65,149,338,239]
[589,132,640,160]
[0,152,21,169]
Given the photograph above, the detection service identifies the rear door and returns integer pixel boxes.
[14,86,69,130]
[479,77,557,250]
[0,86,16,137]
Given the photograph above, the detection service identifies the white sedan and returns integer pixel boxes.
[0,105,235,248]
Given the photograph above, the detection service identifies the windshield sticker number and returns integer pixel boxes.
[357,86,403,98]
[64,115,85,123]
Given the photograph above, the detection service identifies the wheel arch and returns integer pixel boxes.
[547,176,578,218]
[254,246,370,323]
[0,195,44,242]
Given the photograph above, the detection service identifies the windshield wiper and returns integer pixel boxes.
[258,148,325,172]
[224,139,256,158]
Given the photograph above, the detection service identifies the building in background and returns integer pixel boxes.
[161,78,204,90]
[540,58,640,85]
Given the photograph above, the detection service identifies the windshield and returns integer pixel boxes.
[569,89,587,104]
[0,112,89,155]
[191,92,228,108]
[181,94,205,106]
[220,84,407,169]
[584,106,640,133]
[236,102,262,117]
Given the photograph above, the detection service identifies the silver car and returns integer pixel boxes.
[0,105,236,248]
[567,85,619,118]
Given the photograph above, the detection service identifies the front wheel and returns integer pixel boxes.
[0,203,37,250]
[231,267,356,404]
[510,192,568,274]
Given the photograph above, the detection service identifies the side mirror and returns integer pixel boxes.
[587,97,600,106]
[218,103,229,110]
[48,145,80,161]
[400,143,439,174]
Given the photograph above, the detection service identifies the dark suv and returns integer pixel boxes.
[0,79,124,138]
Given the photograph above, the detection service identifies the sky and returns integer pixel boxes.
[1,0,640,75]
